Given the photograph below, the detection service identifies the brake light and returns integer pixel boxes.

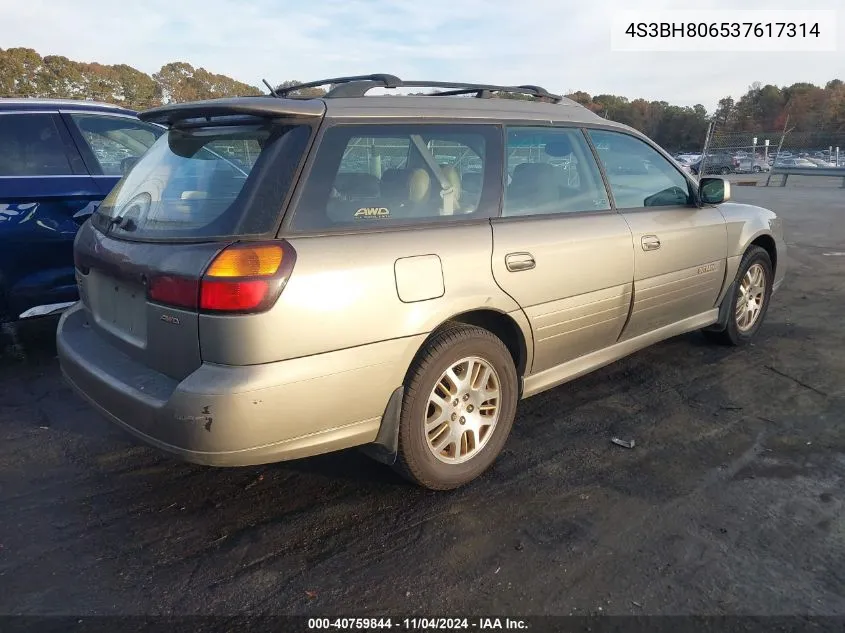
[200,279,269,311]
[200,242,293,313]
[147,242,295,313]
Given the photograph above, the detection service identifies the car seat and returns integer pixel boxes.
[439,165,471,213]
[380,168,432,218]
[507,162,559,212]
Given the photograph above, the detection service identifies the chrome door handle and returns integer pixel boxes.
[505,252,536,272]
[641,235,661,251]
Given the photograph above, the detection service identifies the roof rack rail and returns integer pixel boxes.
[272,75,562,103]
[274,74,402,97]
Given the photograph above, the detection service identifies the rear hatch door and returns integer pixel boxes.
[73,100,321,381]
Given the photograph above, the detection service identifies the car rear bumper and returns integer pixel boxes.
[57,302,423,466]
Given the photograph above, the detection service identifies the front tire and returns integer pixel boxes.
[393,324,519,490]
[704,246,773,346]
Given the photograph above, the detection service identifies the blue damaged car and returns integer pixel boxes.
[0,99,163,323]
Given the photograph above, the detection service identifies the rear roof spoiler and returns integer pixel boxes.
[139,97,326,126]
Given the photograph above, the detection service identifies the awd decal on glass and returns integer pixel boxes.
[354,207,390,219]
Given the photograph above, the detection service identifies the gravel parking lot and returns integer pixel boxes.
[1,185,844,618]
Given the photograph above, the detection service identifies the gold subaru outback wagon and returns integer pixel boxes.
[57,74,786,490]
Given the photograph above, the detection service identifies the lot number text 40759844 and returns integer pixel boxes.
[307,617,529,630]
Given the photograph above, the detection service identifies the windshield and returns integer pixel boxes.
[93,123,310,240]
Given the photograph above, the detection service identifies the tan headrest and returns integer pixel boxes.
[509,162,559,207]
[439,165,462,207]
[408,168,431,203]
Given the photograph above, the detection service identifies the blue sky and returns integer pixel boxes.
[2,0,843,111]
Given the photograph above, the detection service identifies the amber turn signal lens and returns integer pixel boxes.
[206,244,283,278]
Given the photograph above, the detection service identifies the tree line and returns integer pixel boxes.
[1,48,841,152]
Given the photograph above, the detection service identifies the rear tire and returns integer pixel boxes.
[393,324,518,490]
[704,246,773,346]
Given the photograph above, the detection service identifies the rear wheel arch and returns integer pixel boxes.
[419,309,529,380]
[392,321,520,489]
[363,309,529,467]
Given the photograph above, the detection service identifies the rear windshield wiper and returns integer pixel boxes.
[102,214,136,233]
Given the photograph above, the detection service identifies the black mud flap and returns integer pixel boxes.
[703,280,737,332]
[360,386,404,465]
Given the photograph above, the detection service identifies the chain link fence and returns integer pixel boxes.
[338,139,485,176]
[690,124,845,178]
[764,131,845,168]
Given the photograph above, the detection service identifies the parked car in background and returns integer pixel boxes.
[774,157,818,168]
[0,99,163,324]
[689,152,735,175]
[805,157,833,167]
[57,75,786,490]
[736,156,771,173]
[674,153,701,165]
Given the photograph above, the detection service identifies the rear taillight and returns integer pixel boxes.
[205,245,284,278]
[149,275,199,310]
[200,279,270,311]
[200,243,291,313]
[148,241,296,314]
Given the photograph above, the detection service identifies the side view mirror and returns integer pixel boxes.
[699,177,731,204]
[121,156,139,176]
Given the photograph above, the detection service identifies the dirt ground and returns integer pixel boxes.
[1,184,844,618]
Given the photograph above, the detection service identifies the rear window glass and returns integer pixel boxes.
[92,123,310,240]
[291,124,500,232]
[70,114,164,175]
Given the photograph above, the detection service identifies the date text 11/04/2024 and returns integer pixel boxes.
[624,22,821,38]
[307,618,529,630]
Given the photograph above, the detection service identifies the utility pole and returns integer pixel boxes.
[751,137,757,173]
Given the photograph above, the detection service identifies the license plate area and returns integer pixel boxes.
[87,270,147,347]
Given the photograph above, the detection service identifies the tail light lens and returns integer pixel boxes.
[200,279,270,311]
[201,242,295,313]
[205,245,284,278]
[148,275,199,310]
[148,241,296,314]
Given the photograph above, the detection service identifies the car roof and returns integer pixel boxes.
[141,74,642,131]
[141,94,629,130]
[0,98,138,116]
[321,95,609,125]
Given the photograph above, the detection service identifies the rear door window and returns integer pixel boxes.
[69,114,164,175]
[290,124,501,232]
[504,127,610,216]
[92,122,312,240]
[0,113,74,176]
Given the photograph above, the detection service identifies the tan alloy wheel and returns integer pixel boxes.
[424,356,501,464]
[736,262,767,332]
